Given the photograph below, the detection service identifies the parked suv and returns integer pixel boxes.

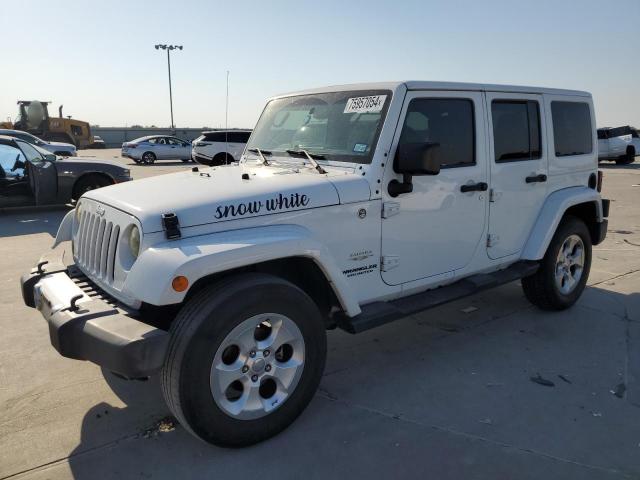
[597,125,638,164]
[191,130,251,165]
[21,82,609,447]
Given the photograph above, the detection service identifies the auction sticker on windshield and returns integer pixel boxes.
[344,95,387,114]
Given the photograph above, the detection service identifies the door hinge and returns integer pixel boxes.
[382,202,400,218]
[381,255,400,271]
[487,234,499,247]
[489,189,501,203]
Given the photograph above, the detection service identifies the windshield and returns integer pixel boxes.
[246,90,391,164]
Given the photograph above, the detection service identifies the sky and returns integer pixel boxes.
[2,0,638,129]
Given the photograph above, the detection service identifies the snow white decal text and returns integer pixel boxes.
[214,193,310,219]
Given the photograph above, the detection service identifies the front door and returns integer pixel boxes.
[381,91,488,286]
[15,140,58,205]
[0,143,33,207]
[486,93,548,259]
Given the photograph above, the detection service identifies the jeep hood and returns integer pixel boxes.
[84,164,370,233]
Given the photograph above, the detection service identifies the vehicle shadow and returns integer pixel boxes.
[62,283,640,478]
[0,207,70,238]
[599,162,640,170]
[144,160,194,167]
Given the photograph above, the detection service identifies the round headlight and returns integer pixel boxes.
[128,226,141,258]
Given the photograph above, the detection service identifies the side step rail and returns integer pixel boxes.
[337,261,539,334]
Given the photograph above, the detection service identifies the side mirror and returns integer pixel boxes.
[388,142,441,197]
[44,154,57,162]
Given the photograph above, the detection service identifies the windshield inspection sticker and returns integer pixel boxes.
[353,143,367,153]
[343,95,387,114]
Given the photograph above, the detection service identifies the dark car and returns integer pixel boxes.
[0,135,131,208]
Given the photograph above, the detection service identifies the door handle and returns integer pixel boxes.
[460,182,488,193]
[525,174,547,183]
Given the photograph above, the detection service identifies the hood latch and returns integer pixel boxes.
[161,213,181,240]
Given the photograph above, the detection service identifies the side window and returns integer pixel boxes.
[204,132,225,142]
[16,141,44,163]
[228,132,251,143]
[147,138,158,144]
[0,144,26,178]
[551,101,593,157]
[597,129,608,140]
[398,98,475,168]
[491,100,541,162]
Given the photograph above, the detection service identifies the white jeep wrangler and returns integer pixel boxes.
[21,81,609,447]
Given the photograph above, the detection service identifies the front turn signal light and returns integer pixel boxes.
[172,276,189,292]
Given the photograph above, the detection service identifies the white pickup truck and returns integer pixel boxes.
[22,81,609,447]
[597,125,639,164]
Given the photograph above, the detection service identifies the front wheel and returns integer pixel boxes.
[161,273,327,447]
[72,174,113,200]
[522,216,592,310]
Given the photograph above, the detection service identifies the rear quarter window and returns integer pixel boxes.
[551,101,593,157]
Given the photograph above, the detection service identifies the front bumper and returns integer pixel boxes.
[21,255,169,378]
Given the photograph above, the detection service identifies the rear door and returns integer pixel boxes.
[154,137,172,159]
[486,93,547,259]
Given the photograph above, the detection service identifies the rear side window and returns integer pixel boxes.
[399,98,475,168]
[204,132,226,142]
[551,102,593,157]
[597,129,608,140]
[491,100,541,162]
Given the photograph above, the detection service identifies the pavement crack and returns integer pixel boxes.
[315,391,632,478]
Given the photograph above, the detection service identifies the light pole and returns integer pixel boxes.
[154,44,183,129]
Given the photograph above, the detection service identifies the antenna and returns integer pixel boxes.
[225,70,229,164]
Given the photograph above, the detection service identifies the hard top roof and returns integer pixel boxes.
[272,81,590,100]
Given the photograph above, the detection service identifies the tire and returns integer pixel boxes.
[522,216,592,310]
[72,174,113,200]
[141,151,156,164]
[161,273,327,447]
[212,152,234,166]
[615,147,635,165]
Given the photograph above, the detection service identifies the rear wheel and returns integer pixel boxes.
[616,147,635,165]
[522,216,591,310]
[72,174,113,200]
[161,273,327,447]
[141,151,156,164]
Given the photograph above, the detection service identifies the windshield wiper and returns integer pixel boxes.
[285,149,327,174]
[248,147,272,165]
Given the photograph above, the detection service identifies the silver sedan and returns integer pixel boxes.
[121,136,192,164]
